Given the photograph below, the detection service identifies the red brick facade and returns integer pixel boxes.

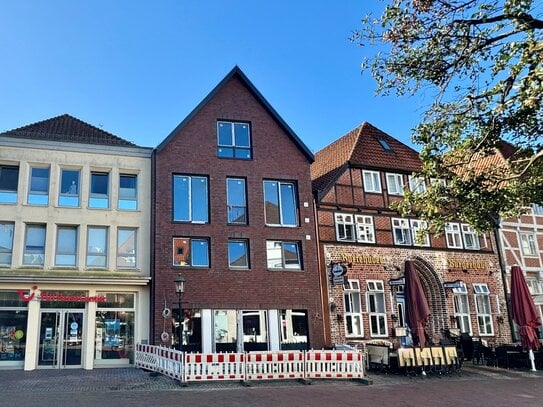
[152,68,325,351]
[312,124,512,348]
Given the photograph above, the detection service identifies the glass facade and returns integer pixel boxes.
[0,291,29,366]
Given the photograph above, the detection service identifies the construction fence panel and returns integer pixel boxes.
[305,350,365,379]
[245,351,305,381]
[184,352,245,382]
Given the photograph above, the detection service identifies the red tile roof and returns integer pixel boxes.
[311,122,421,193]
[1,114,137,147]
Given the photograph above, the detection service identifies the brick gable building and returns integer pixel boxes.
[152,67,325,352]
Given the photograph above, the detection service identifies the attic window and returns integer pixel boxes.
[377,138,393,152]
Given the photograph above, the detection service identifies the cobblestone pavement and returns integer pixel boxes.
[1,363,542,406]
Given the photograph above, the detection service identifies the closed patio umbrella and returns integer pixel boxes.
[404,260,431,348]
[510,265,542,371]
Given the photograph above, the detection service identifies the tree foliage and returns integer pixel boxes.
[353,0,543,232]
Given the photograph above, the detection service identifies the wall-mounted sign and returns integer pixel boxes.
[447,259,488,270]
[330,263,347,286]
[17,286,107,303]
[443,280,465,289]
[339,253,383,265]
[389,277,405,286]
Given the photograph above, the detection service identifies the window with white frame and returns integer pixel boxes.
[445,223,463,249]
[55,226,77,266]
[87,226,108,267]
[58,169,80,207]
[343,280,363,337]
[0,222,14,266]
[452,283,472,335]
[0,164,19,204]
[411,219,430,247]
[89,172,110,209]
[526,278,543,295]
[520,233,537,256]
[474,284,493,336]
[408,175,426,193]
[263,180,298,226]
[386,173,404,195]
[266,240,301,270]
[532,204,543,215]
[117,228,137,268]
[367,280,387,337]
[461,224,480,250]
[392,218,412,246]
[28,167,50,205]
[23,224,46,266]
[173,175,209,223]
[334,213,375,243]
[118,174,138,210]
[362,170,381,193]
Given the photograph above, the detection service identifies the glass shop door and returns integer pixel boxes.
[38,311,84,368]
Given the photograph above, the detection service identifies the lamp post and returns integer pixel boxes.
[174,274,185,351]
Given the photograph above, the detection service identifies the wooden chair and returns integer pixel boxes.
[398,347,416,375]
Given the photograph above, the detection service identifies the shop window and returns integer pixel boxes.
[95,293,135,365]
[228,239,249,269]
[117,228,137,268]
[367,280,387,337]
[474,284,493,336]
[461,224,480,250]
[386,173,404,195]
[520,233,537,256]
[0,311,28,363]
[118,174,138,210]
[55,226,77,266]
[23,224,46,266]
[0,165,19,204]
[362,170,381,193]
[266,240,301,270]
[452,283,472,335]
[0,223,14,266]
[343,280,363,337]
[226,178,247,224]
[334,213,375,243]
[217,121,252,159]
[173,175,209,223]
[58,169,80,207]
[28,167,50,205]
[279,310,308,350]
[445,223,463,249]
[214,310,238,353]
[263,180,298,226]
[86,226,108,268]
[89,172,109,209]
[243,310,268,352]
[172,237,209,267]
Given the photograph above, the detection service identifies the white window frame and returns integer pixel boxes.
[367,280,387,337]
[445,223,463,249]
[408,175,426,193]
[410,219,430,247]
[117,227,137,268]
[86,226,108,268]
[334,213,375,243]
[526,278,543,295]
[461,224,480,250]
[386,173,404,196]
[343,279,363,337]
[452,283,472,335]
[362,170,381,193]
[532,204,543,215]
[520,232,538,256]
[392,218,412,246]
[473,283,494,336]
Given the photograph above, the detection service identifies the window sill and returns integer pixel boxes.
[51,266,78,271]
[115,268,141,272]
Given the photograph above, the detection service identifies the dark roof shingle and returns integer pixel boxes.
[1,114,137,147]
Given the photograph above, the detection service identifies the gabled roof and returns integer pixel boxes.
[0,114,137,147]
[156,66,314,162]
[311,122,421,194]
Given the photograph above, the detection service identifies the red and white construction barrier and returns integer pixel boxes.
[245,351,305,381]
[305,350,365,379]
[184,352,245,382]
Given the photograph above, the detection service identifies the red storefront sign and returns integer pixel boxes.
[17,285,107,303]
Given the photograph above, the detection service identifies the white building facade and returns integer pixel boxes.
[0,115,152,370]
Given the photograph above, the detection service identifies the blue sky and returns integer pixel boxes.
[0,1,430,152]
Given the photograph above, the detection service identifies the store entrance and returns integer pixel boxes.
[38,311,84,368]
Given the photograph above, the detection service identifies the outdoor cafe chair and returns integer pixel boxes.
[398,347,417,375]
[443,345,461,373]
[415,347,433,375]
[429,346,446,374]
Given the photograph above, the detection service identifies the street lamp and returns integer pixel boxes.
[174,274,185,351]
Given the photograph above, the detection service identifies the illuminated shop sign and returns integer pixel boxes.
[17,285,107,303]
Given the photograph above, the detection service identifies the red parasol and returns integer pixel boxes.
[404,260,431,348]
[510,265,541,351]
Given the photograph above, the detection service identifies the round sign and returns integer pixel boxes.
[70,322,78,330]
[331,263,347,277]
[160,331,170,342]
[14,330,24,340]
